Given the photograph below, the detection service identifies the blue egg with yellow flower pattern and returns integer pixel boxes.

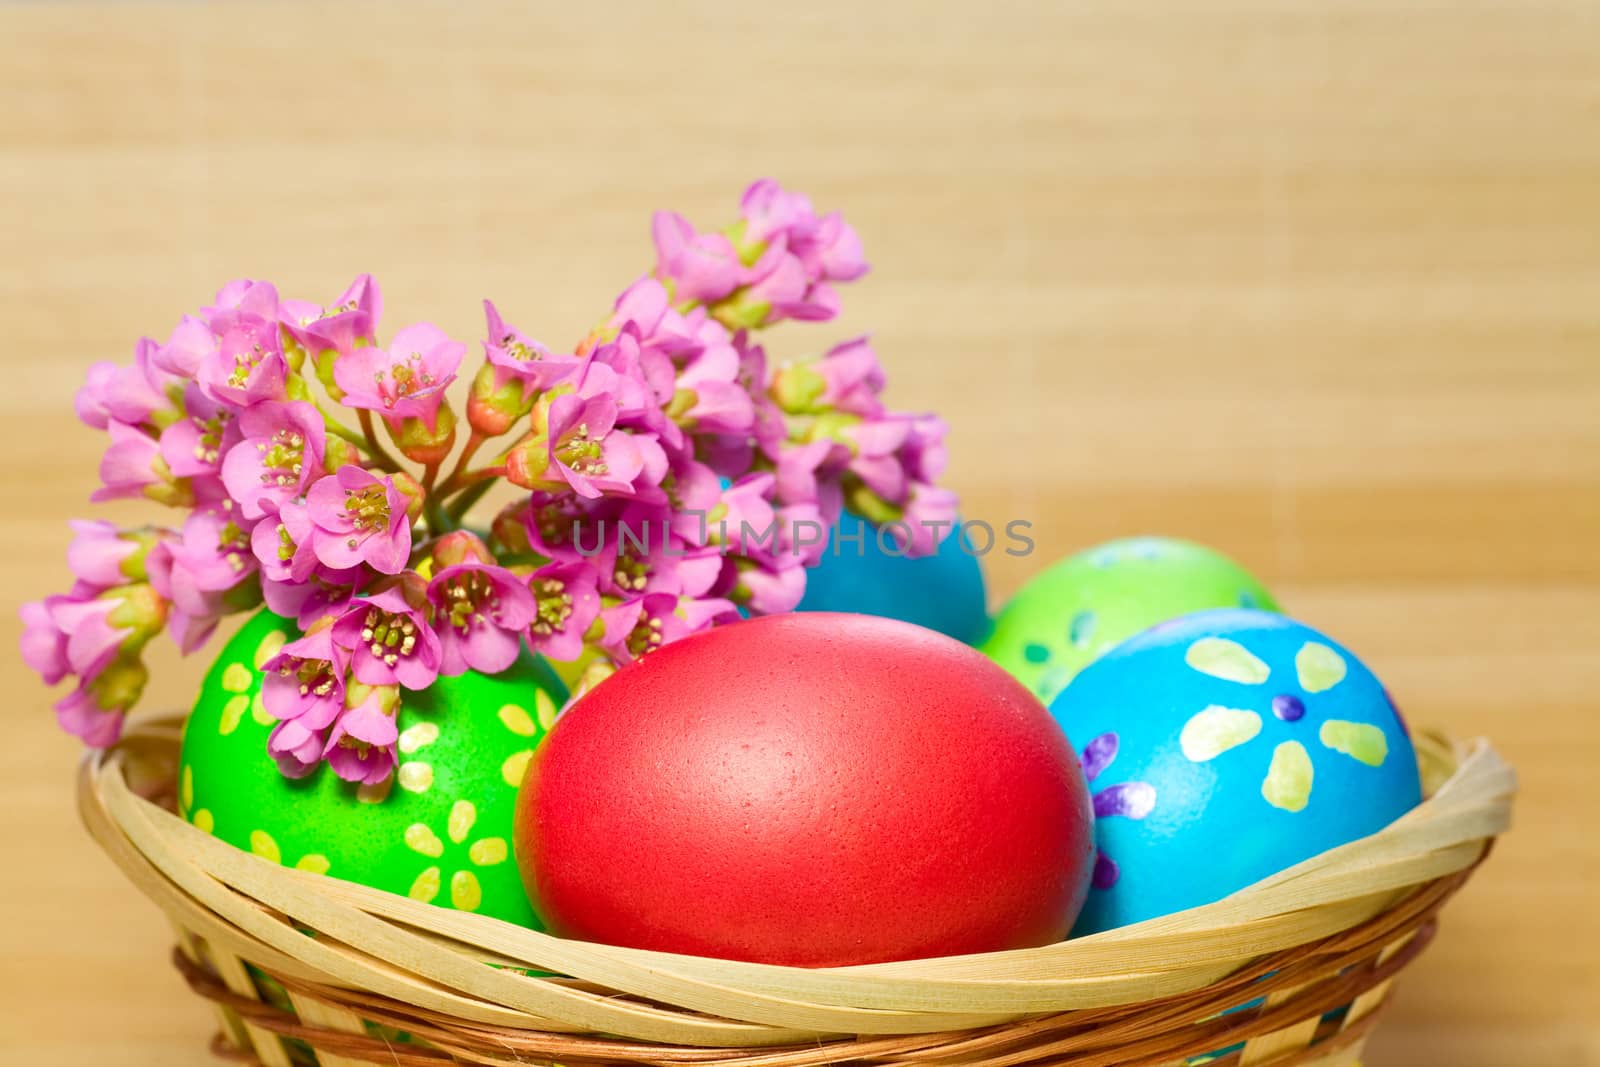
[1050,608,1420,935]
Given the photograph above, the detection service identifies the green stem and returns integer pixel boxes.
[315,400,369,449]
[446,476,500,524]
[356,409,404,472]
[435,431,484,500]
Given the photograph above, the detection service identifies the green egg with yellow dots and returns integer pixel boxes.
[982,537,1280,706]
[178,608,566,928]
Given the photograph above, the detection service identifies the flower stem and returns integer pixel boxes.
[315,401,369,449]
[435,431,484,499]
[356,409,404,472]
[445,472,502,523]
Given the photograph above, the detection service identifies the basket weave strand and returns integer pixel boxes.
[80,717,1514,1066]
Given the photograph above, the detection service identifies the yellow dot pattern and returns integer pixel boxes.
[534,689,559,731]
[219,695,249,736]
[192,809,214,833]
[181,766,194,814]
[397,762,434,794]
[250,692,274,727]
[250,830,282,864]
[448,800,477,844]
[409,866,441,903]
[469,838,508,867]
[399,722,439,754]
[405,823,444,858]
[221,663,253,693]
[450,870,483,912]
[498,704,536,737]
[253,630,287,669]
[501,750,532,789]
[357,778,393,805]
[295,854,331,875]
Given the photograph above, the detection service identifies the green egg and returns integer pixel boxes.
[982,537,1279,705]
[178,608,566,928]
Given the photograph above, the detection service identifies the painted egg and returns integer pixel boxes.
[179,609,567,927]
[1049,608,1421,935]
[796,512,990,644]
[982,537,1279,705]
[515,612,1095,966]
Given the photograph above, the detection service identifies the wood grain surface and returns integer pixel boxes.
[1,2,1596,1064]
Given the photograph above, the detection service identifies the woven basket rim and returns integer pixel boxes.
[78,715,1515,1057]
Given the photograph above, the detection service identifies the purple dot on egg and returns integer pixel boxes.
[1272,694,1306,722]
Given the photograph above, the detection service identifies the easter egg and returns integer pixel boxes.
[796,512,990,644]
[179,608,567,927]
[515,612,1094,966]
[1049,608,1421,935]
[983,537,1279,705]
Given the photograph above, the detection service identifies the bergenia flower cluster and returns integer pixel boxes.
[22,180,956,784]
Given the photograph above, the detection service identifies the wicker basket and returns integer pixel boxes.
[79,713,1514,1067]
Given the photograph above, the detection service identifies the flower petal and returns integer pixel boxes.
[1185,637,1271,685]
[1295,641,1347,693]
[1180,706,1263,762]
[1262,741,1314,812]
[1319,719,1389,767]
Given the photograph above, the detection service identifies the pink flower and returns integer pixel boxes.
[330,587,441,690]
[281,274,383,356]
[268,718,329,779]
[261,627,348,731]
[843,416,914,503]
[508,393,645,500]
[67,520,143,589]
[333,322,462,429]
[159,385,237,487]
[260,566,365,630]
[898,483,959,557]
[727,556,808,615]
[674,344,756,434]
[221,401,327,520]
[525,560,602,663]
[482,301,582,393]
[200,279,282,334]
[76,339,179,430]
[56,677,135,747]
[92,421,169,503]
[151,316,218,379]
[600,505,722,600]
[322,690,399,785]
[20,597,72,685]
[427,562,537,676]
[197,317,289,409]
[739,179,816,246]
[652,211,744,303]
[901,414,949,485]
[301,466,413,574]
[772,336,886,417]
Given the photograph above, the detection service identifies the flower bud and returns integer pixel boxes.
[842,476,902,526]
[87,653,150,714]
[769,362,827,415]
[390,403,458,466]
[389,470,427,524]
[467,362,532,437]
[503,435,559,491]
[322,434,362,474]
[431,529,494,569]
[104,583,170,650]
[489,502,535,558]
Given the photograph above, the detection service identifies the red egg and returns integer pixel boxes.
[515,612,1095,966]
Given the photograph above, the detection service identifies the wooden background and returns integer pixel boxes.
[2,2,1596,1063]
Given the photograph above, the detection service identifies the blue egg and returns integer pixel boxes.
[1050,608,1420,935]
[796,512,990,645]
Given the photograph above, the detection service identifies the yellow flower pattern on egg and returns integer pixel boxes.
[177,609,566,928]
[1178,637,1392,812]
